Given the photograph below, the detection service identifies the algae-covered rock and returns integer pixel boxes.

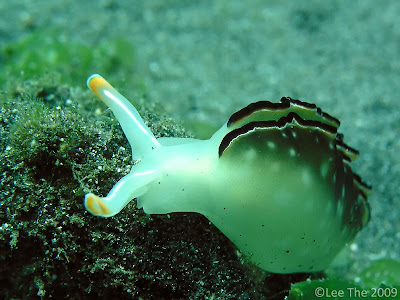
[1,76,289,299]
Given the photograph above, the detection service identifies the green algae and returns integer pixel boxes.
[359,259,400,289]
[288,279,400,300]
[1,30,145,93]
[287,260,400,300]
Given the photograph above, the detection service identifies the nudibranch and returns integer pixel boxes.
[84,74,370,274]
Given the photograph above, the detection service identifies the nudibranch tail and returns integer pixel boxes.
[87,74,160,159]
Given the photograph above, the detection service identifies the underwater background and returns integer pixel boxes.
[0,0,399,299]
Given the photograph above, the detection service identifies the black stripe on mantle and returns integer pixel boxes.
[219,111,338,158]
[227,97,340,128]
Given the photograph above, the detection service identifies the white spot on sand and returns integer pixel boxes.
[350,243,358,252]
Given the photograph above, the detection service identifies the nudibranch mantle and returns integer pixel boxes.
[84,74,370,274]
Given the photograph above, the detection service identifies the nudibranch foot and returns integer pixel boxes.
[83,74,370,274]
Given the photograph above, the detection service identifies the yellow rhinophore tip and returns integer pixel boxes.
[84,193,110,217]
[87,74,112,99]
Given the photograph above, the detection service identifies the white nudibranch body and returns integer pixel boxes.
[84,74,370,274]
